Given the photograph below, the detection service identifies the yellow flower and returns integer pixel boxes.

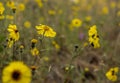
[48,10,56,15]
[88,25,100,48]
[110,2,116,9]
[101,6,109,15]
[85,16,92,22]
[36,24,56,37]
[71,18,82,28]
[52,41,60,50]
[31,47,39,56]
[24,21,31,28]
[0,15,5,20]
[117,11,120,17]
[106,67,119,82]
[6,1,15,9]
[2,61,31,83]
[17,3,25,11]
[6,15,14,20]
[88,25,97,37]
[7,24,20,41]
[0,5,5,15]
[7,38,14,48]
[31,39,38,43]
[35,0,43,8]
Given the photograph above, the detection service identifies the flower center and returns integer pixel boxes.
[15,30,18,33]
[12,70,21,81]
[44,27,49,31]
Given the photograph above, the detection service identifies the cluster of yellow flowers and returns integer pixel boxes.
[106,67,119,82]
[30,39,39,56]
[88,25,100,48]
[7,24,20,48]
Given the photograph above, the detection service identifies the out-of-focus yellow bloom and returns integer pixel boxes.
[85,16,92,22]
[117,11,120,17]
[17,3,25,11]
[83,42,88,47]
[31,47,39,56]
[36,24,56,37]
[71,6,80,12]
[6,1,15,9]
[31,39,38,43]
[0,15,5,20]
[2,61,31,83]
[71,18,82,28]
[71,0,80,4]
[6,15,14,20]
[42,56,49,62]
[20,45,24,49]
[7,38,14,48]
[101,6,109,15]
[48,10,56,15]
[110,2,116,9]
[24,21,31,28]
[88,25,100,48]
[35,0,43,8]
[7,24,20,41]
[106,67,119,82]
[52,41,60,50]
[0,5,5,15]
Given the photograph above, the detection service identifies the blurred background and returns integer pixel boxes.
[0,0,120,83]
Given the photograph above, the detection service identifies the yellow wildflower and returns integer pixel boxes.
[6,15,14,20]
[88,25,100,48]
[7,24,20,41]
[85,16,92,22]
[110,2,116,9]
[71,18,82,28]
[48,10,56,15]
[6,1,15,9]
[2,61,31,83]
[24,21,31,28]
[106,67,119,82]
[101,6,109,15]
[6,38,14,48]
[36,24,56,37]
[17,3,25,11]
[31,47,39,56]
[52,41,60,50]
[0,5,5,15]
[0,15,5,20]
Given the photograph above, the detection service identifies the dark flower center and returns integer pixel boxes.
[15,30,18,33]
[12,70,21,81]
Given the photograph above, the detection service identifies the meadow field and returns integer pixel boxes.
[0,0,120,83]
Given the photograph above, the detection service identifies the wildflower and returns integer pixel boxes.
[110,2,116,9]
[52,41,60,50]
[6,1,15,9]
[19,45,24,53]
[88,25,100,48]
[0,4,5,15]
[31,47,39,56]
[101,6,109,15]
[85,16,92,22]
[0,15,5,20]
[24,21,31,28]
[31,66,37,75]
[106,67,119,82]
[31,39,39,56]
[71,18,82,28]
[35,24,56,37]
[17,3,25,11]
[48,10,56,15]
[6,15,14,20]
[6,38,14,48]
[2,61,31,83]
[7,24,20,41]
[35,0,43,8]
